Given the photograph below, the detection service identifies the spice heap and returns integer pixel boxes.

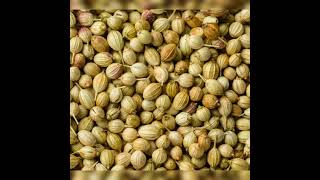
[70,7,250,171]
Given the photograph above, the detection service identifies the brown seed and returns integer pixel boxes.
[141,10,156,23]
[91,35,109,53]
[189,143,205,159]
[175,60,189,75]
[182,10,202,28]
[183,102,198,114]
[190,27,204,37]
[189,86,204,102]
[72,53,86,68]
[106,63,123,80]
[202,94,219,109]
[163,30,180,44]
[170,146,183,161]
[223,67,237,80]
[151,30,164,47]
[203,23,219,40]
[160,44,177,62]
[198,134,211,151]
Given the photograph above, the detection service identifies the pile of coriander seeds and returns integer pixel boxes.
[70,8,250,171]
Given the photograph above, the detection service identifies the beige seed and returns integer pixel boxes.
[189,143,205,158]
[108,119,125,133]
[115,152,131,167]
[78,146,97,160]
[218,144,234,158]
[78,130,96,146]
[79,88,95,110]
[224,131,238,147]
[152,148,168,165]
[122,128,138,142]
[120,96,137,113]
[107,132,122,151]
[138,124,162,140]
[202,61,220,80]
[177,73,194,88]
[207,146,221,168]
[133,138,151,153]
[89,106,105,122]
[226,39,241,55]
[78,117,94,131]
[154,66,169,84]
[218,96,233,117]
[92,126,107,144]
[175,112,192,126]
[232,77,247,95]
[143,83,162,100]
[92,71,108,99]
[100,149,115,169]
[83,62,101,77]
[168,131,183,146]
[109,87,123,103]
[107,30,124,51]
[131,150,147,170]
[236,118,250,131]
[183,131,197,149]
[170,146,183,161]
[230,158,249,170]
